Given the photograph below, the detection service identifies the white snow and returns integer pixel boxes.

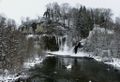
[0,74,28,82]
[0,74,29,82]
[105,58,120,69]
[87,26,114,40]
[26,34,34,39]
[66,64,72,70]
[0,75,15,82]
[23,56,43,68]
[45,54,55,57]
[47,49,90,58]
[89,80,92,82]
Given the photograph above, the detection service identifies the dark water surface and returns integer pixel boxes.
[29,56,120,82]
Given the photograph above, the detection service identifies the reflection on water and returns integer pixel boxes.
[29,56,120,82]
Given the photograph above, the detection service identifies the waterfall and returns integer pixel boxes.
[55,35,69,52]
[52,35,75,56]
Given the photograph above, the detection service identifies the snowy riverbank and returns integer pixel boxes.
[47,50,120,70]
[0,55,44,82]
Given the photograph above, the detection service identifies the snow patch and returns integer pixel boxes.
[26,34,34,39]
[0,74,29,82]
[88,26,114,40]
[105,58,120,69]
[23,56,43,68]
[47,50,90,58]
[66,64,72,70]
[107,30,114,34]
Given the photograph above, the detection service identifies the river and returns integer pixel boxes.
[29,55,120,82]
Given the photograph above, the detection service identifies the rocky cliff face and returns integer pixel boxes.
[83,25,120,58]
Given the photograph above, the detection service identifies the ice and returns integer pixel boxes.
[107,30,114,34]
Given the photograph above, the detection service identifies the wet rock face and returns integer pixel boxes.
[41,36,59,51]
[39,35,67,51]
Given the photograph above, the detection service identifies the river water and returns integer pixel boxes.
[24,35,120,82]
[29,56,120,82]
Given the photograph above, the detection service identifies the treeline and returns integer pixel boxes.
[43,2,113,38]
[19,2,113,39]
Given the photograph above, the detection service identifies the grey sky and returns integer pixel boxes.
[0,0,120,24]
